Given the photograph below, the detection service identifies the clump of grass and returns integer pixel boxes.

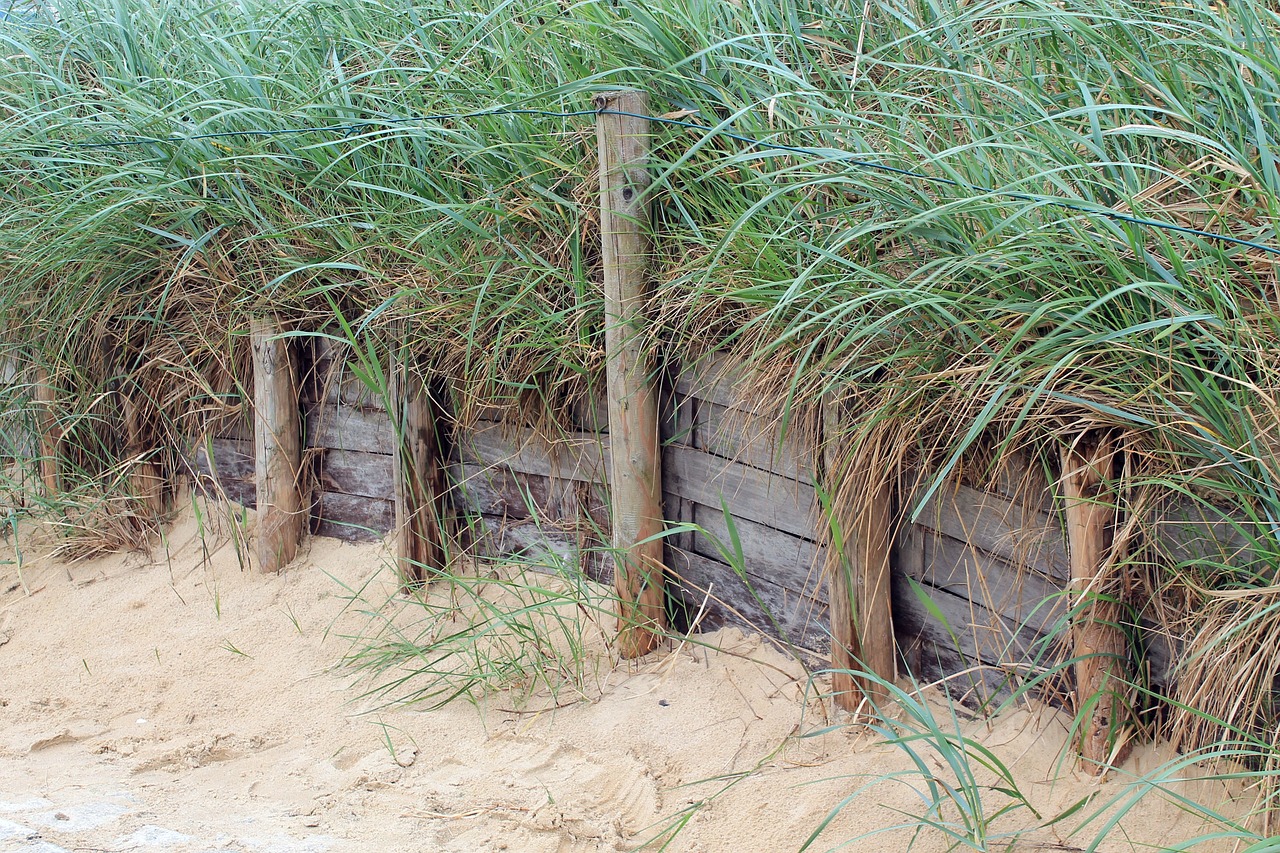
[336,547,619,712]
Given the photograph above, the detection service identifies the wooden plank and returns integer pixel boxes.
[252,318,305,573]
[122,394,164,517]
[667,547,829,653]
[1061,435,1133,772]
[908,476,1069,583]
[465,515,584,567]
[696,401,811,484]
[200,438,254,480]
[1151,495,1259,570]
[571,392,611,434]
[689,503,824,598]
[664,445,817,539]
[310,338,389,411]
[305,404,394,455]
[460,422,608,484]
[449,462,571,521]
[674,353,760,413]
[317,449,395,499]
[313,491,394,542]
[822,404,895,713]
[892,571,1055,708]
[194,437,256,508]
[911,531,1066,636]
[597,88,666,658]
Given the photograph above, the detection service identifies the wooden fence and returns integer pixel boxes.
[37,90,1261,773]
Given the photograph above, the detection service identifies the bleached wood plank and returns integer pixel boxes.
[663,445,817,539]
[313,491,394,541]
[317,449,395,500]
[696,401,812,484]
[305,404,394,455]
[907,475,1069,583]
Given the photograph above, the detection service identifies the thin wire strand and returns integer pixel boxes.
[44,105,1280,257]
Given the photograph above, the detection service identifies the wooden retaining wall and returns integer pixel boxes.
[195,345,1088,703]
[194,340,1260,715]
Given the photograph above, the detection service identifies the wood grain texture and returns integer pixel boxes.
[460,422,608,484]
[696,401,811,484]
[194,439,256,508]
[667,546,829,653]
[449,461,587,523]
[597,89,666,658]
[251,319,304,573]
[393,363,450,583]
[313,491,394,541]
[122,393,164,517]
[663,445,816,539]
[908,475,1069,583]
[33,367,58,495]
[912,531,1066,636]
[317,449,395,499]
[309,337,389,411]
[892,569,1053,708]
[1061,435,1133,773]
[305,404,395,455]
[822,405,895,712]
[673,354,760,413]
[689,502,824,590]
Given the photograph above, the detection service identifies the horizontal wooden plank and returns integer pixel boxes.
[689,503,825,603]
[313,491,394,541]
[907,475,1069,583]
[463,514,584,566]
[449,462,578,522]
[317,449,395,499]
[1150,496,1260,570]
[667,546,829,654]
[913,529,1066,636]
[663,445,817,539]
[696,401,812,484]
[309,339,390,411]
[892,572,1058,708]
[194,475,256,510]
[571,393,611,434]
[460,422,608,484]
[197,438,254,481]
[674,353,761,413]
[892,570,1058,674]
[306,404,394,455]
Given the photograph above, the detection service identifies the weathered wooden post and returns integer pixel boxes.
[596,89,667,658]
[1061,432,1133,772]
[122,393,164,518]
[251,318,304,573]
[393,354,450,584]
[33,367,59,496]
[824,405,895,712]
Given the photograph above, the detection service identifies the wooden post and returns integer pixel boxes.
[393,356,450,584]
[824,404,895,712]
[251,318,304,573]
[122,393,164,518]
[1061,433,1133,772]
[33,367,59,496]
[596,89,667,658]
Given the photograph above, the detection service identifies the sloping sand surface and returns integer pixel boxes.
[0,499,1256,852]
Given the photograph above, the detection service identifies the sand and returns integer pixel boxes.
[0,497,1259,853]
